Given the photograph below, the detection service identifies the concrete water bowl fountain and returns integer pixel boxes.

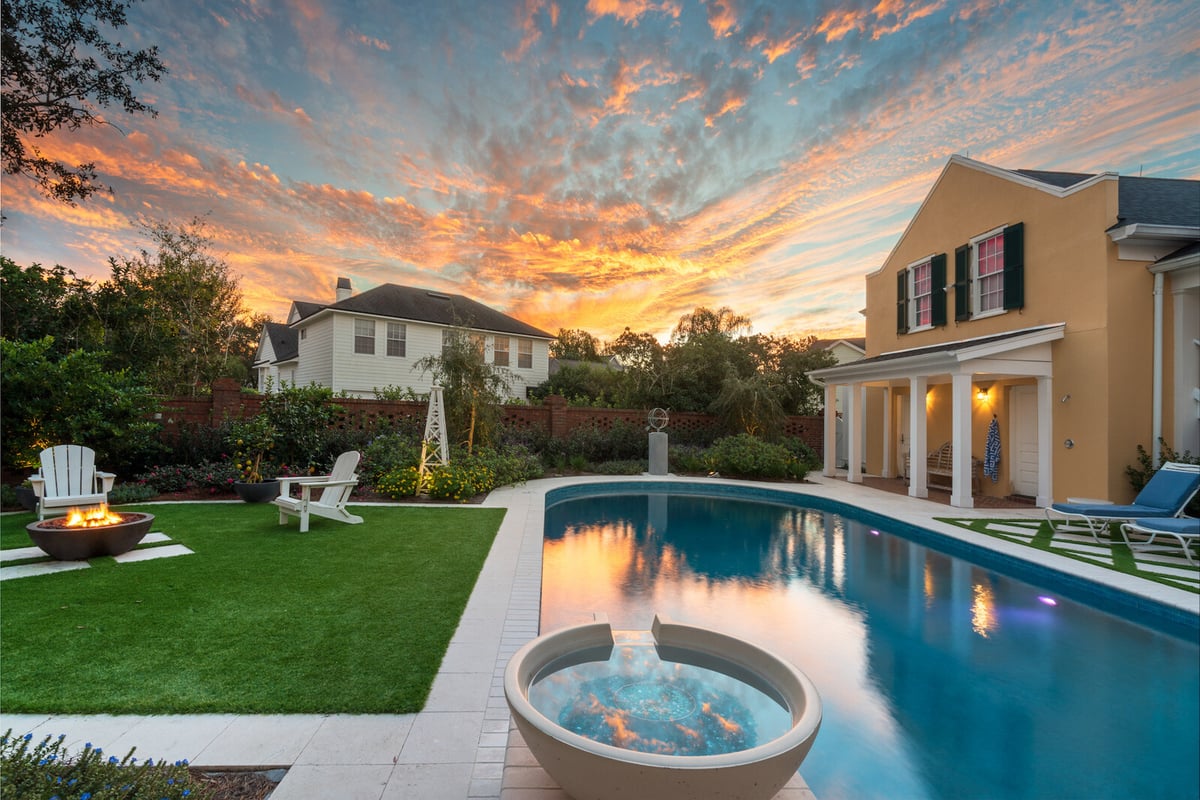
[504,614,821,800]
[26,506,154,561]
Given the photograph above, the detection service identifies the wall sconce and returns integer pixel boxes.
[975,383,992,402]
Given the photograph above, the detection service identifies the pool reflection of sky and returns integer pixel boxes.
[541,494,1200,800]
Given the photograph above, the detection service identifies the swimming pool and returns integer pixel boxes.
[541,483,1200,800]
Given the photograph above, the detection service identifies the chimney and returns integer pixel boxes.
[335,276,352,302]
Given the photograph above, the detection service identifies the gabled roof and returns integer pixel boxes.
[255,321,298,367]
[292,283,554,340]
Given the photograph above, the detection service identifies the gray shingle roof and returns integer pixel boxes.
[1014,169,1095,189]
[1115,176,1200,228]
[264,321,297,362]
[296,284,554,339]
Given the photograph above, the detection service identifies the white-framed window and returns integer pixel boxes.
[517,338,533,369]
[972,228,1006,316]
[493,336,509,367]
[354,319,375,354]
[909,259,933,330]
[299,328,307,340]
[386,322,406,357]
[442,328,454,355]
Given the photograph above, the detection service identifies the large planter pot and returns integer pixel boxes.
[27,512,154,561]
[233,480,280,503]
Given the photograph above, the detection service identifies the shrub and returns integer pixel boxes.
[669,444,709,474]
[362,432,422,485]
[135,461,239,494]
[589,459,647,475]
[376,466,421,499]
[108,483,158,505]
[259,385,340,471]
[0,729,212,799]
[1127,439,1200,515]
[425,462,495,502]
[470,445,544,486]
[780,436,820,470]
[706,434,807,481]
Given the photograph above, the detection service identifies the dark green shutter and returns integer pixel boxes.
[954,245,971,321]
[930,254,947,327]
[896,270,908,334]
[1003,222,1024,310]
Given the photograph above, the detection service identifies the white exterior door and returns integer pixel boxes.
[1009,385,1039,496]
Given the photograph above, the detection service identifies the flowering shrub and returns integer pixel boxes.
[376,466,421,499]
[135,461,240,494]
[0,728,211,799]
[425,463,495,502]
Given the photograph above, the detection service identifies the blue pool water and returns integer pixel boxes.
[541,487,1200,800]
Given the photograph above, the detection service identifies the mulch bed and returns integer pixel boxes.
[191,769,282,799]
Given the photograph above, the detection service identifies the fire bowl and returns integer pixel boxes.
[504,613,821,800]
[26,512,154,561]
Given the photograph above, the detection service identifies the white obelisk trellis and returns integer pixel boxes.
[418,385,450,494]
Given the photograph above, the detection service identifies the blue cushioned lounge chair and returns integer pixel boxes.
[1046,462,1200,542]
[1119,518,1200,565]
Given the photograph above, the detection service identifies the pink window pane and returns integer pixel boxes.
[977,233,1004,311]
[913,262,932,326]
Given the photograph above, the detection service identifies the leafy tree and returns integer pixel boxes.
[415,328,512,453]
[0,256,101,353]
[710,369,786,437]
[669,306,752,345]
[96,217,255,395]
[0,336,163,475]
[745,334,838,415]
[551,328,603,361]
[2,0,166,205]
[605,327,667,407]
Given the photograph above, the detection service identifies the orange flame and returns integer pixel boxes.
[64,504,123,528]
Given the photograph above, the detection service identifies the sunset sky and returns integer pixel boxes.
[2,0,1197,341]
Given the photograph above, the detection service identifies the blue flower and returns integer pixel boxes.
[108,755,119,764]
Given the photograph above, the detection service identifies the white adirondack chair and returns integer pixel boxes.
[273,450,364,532]
[30,444,117,520]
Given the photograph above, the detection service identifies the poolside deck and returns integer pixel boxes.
[2,474,1195,799]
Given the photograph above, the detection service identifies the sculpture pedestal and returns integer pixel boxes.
[649,431,668,475]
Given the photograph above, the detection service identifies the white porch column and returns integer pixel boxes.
[909,376,928,498]
[881,386,892,479]
[823,382,838,477]
[951,373,974,508]
[1037,376,1053,507]
[847,381,863,484]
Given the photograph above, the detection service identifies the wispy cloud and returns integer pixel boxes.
[2,0,1197,344]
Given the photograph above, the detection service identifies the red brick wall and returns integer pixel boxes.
[156,383,824,457]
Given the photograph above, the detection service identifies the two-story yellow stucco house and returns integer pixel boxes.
[810,155,1199,509]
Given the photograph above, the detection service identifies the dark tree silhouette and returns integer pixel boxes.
[2,0,166,205]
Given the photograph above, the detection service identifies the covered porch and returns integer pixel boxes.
[810,324,1066,509]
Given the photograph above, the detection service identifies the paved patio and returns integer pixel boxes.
[2,474,1195,799]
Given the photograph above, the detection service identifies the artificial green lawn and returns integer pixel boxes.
[936,517,1200,594]
[0,503,503,714]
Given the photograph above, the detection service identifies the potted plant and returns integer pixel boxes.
[14,479,38,512]
[229,414,280,503]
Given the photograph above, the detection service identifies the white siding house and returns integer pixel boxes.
[255,279,554,401]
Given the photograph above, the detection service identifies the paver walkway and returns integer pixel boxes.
[2,474,1195,799]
